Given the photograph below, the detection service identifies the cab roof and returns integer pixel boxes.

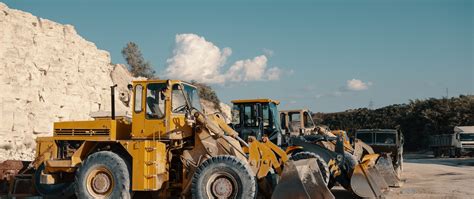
[231,99,280,105]
[132,79,196,87]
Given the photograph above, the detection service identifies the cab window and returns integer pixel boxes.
[172,84,187,114]
[134,85,143,113]
[280,113,286,130]
[243,104,258,127]
[232,105,241,125]
[288,113,301,130]
[146,83,166,119]
[262,104,270,128]
[303,112,314,128]
[356,132,373,144]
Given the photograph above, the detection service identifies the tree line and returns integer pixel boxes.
[314,95,474,151]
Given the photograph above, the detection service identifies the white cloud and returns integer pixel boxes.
[346,79,372,91]
[164,34,282,84]
[165,34,229,84]
[266,67,282,80]
[226,55,268,81]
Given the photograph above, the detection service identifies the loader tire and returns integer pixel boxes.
[75,151,131,199]
[192,155,257,199]
[291,151,330,186]
[34,164,75,199]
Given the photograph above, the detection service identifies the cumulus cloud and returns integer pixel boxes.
[226,55,268,81]
[165,34,230,84]
[314,79,372,100]
[266,67,282,80]
[345,79,372,91]
[165,34,282,84]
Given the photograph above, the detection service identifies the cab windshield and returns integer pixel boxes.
[303,112,315,128]
[184,84,202,112]
[375,133,396,145]
[356,132,373,144]
[356,130,397,145]
[460,133,474,141]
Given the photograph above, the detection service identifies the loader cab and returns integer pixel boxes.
[131,80,202,140]
[280,109,316,135]
[231,99,283,146]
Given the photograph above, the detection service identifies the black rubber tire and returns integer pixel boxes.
[191,155,257,199]
[290,151,330,186]
[433,149,439,158]
[75,151,131,199]
[455,149,462,158]
[449,148,455,158]
[34,164,75,199]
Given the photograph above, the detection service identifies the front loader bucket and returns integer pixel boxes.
[375,155,402,187]
[272,159,334,199]
[350,156,389,198]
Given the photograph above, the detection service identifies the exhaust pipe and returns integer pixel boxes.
[111,84,117,120]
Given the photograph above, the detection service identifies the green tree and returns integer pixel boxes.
[121,42,156,78]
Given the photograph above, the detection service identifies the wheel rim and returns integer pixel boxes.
[86,166,114,198]
[206,172,238,199]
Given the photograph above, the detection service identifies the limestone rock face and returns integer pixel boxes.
[0,3,130,160]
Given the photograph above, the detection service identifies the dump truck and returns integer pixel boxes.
[430,126,474,157]
[355,129,404,178]
[231,100,392,198]
[2,80,328,199]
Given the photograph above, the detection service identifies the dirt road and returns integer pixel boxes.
[333,154,474,199]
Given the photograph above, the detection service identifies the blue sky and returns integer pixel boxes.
[5,0,473,112]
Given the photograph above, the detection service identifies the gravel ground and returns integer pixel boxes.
[332,153,474,199]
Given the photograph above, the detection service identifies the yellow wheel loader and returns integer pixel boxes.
[229,100,393,198]
[0,80,328,199]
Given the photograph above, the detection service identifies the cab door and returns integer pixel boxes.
[132,83,168,139]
